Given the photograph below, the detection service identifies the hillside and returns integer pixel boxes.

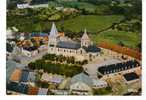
[7,0,142,50]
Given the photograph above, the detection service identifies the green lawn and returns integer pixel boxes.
[56,15,123,33]
[93,87,112,95]
[90,30,141,49]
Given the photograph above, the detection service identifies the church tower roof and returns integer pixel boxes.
[81,29,90,40]
[49,22,58,37]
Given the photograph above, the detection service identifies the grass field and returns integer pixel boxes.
[56,15,123,33]
[48,1,96,12]
[61,1,96,12]
[56,15,140,49]
[90,30,141,49]
[7,14,123,33]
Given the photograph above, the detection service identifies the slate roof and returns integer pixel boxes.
[27,72,36,82]
[57,41,81,49]
[20,70,29,82]
[31,32,48,37]
[7,82,28,94]
[123,72,139,81]
[23,46,38,51]
[71,72,93,87]
[83,45,101,53]
[7,43,13,52]
[98,60,140,75]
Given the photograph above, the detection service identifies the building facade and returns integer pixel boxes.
[48,22,101,61]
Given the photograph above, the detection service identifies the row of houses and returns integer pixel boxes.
[7,67,46,95]
[98,60,140,75]
[41,72,108,95]
[16,32,48,41]
[12,44,48,58]
[7,82,50,95]
[98,42,141,60]
[9,68,36,83]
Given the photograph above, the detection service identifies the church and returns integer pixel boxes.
[48,22,101,61]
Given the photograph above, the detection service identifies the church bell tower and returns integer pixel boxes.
[81,29,91,47]
[48,22,58,47]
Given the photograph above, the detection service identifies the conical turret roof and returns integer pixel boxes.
[49,22,58,37]
[81,29,90,40]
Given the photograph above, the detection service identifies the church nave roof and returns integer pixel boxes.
[57,41,81,50]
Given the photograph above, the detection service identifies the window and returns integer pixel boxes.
[80,50,82,54]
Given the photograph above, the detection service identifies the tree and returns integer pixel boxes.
[118,41,124,47]
[82,59,88,65]
[93,87,112,95]
[137,42,141,52]
[94,5,111,15]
